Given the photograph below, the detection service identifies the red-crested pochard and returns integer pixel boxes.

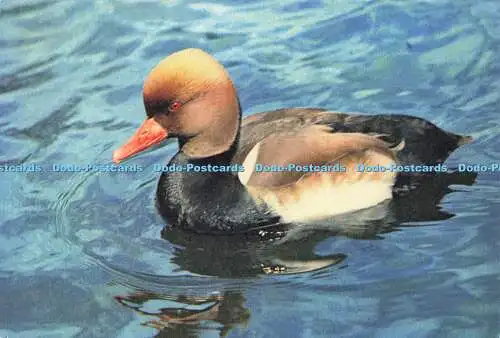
[113,48,472,234]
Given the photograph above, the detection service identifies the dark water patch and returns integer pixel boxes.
[289,13,372,47]
[11,52,61,75]
[0,35,49,48]
[0,211,52,237]
[142,38,203,60]
[107,39,143,63]
[380,100,417,111]
[0,136,40,163]
[81,84,114,95]
[0,0,55,18]
[90,63,128,81]
[140,27,249,61]
[0,53,61,94]
[71,19,139,59]
[0,68,55,94]
[66,118,136,133]
[6,96,82,150]
[0,100,20,117]
[15,2,88,27]
[248,47,293,67]
[0,0,499,337]
[280,0,324,12]
[104,84,142,106]
[0,274,129,335]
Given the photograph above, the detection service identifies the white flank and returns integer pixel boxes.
[259,174,395,224]
[238,142,261,185]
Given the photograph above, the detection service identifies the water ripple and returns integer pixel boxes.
[1,0,499,336]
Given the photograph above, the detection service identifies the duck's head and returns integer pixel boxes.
[113,48,240,164]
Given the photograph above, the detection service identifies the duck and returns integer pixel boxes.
[113,48,472,235]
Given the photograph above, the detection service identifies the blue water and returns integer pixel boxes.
[1,0,499,337]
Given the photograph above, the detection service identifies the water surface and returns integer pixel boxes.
[1,0,499,337]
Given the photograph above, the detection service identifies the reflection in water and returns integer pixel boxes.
[1,0,496,335]
[163,171,477,277]
[162,226,346,277]
[115,291,249,338]
[114,171,476,337]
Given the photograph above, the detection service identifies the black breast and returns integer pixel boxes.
[156,152,280,234]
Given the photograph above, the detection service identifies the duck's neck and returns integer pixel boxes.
[179,95,242,159]
[178,124,240,166]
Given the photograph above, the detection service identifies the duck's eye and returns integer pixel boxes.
[168,101,182,112]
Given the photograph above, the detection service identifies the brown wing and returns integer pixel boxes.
[238,125,401,188]
[234,108,471,166]
[234,108,334,164]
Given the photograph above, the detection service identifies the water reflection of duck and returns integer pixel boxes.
[115,291,249,338]
[113,48,472,234]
